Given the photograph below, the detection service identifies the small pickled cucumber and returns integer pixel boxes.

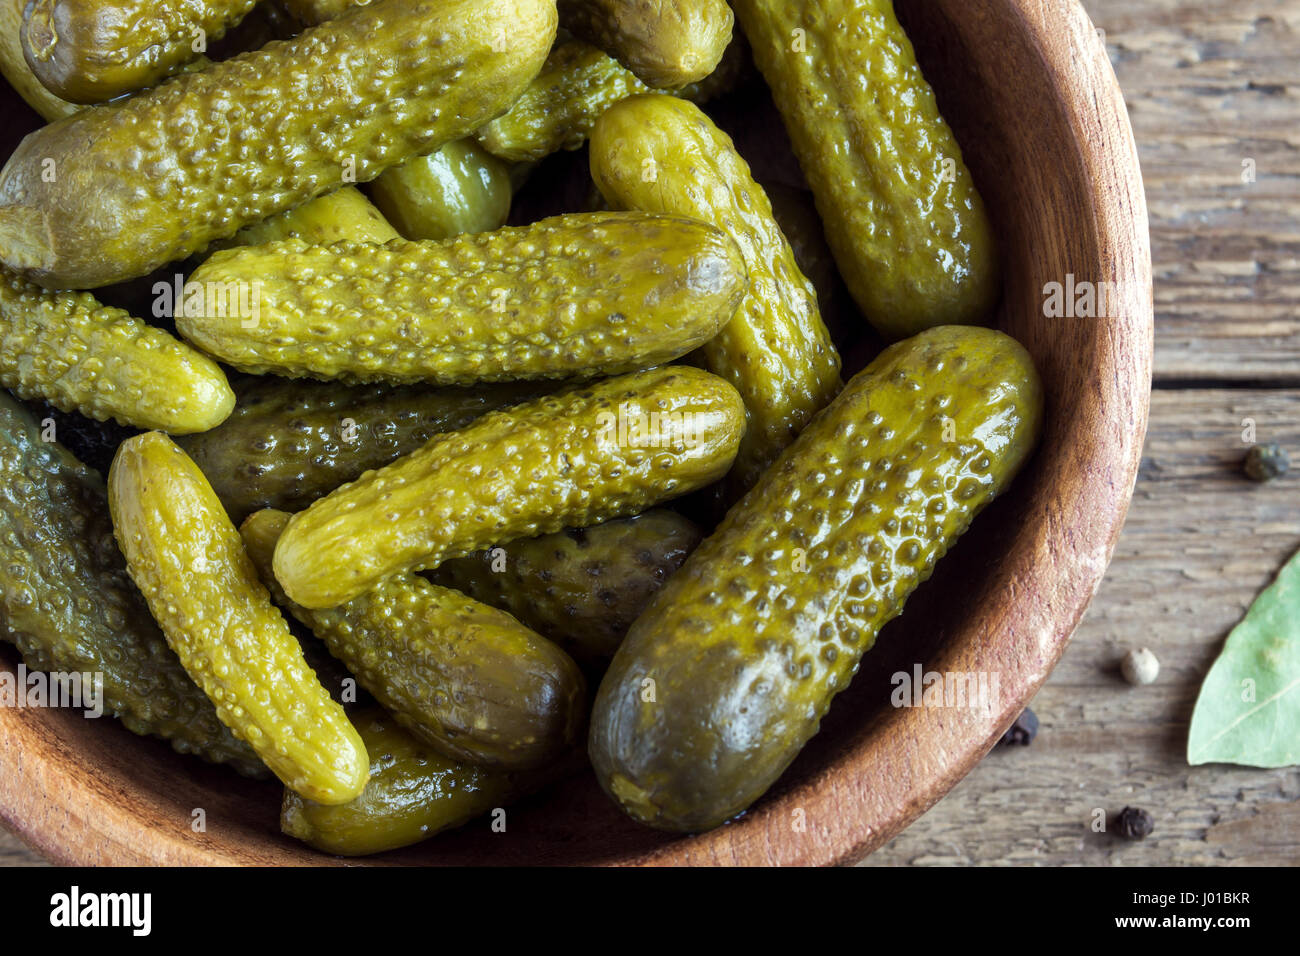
[590,95,841,495]
[273,365,747,609]
[0,391,263,776]
[558,0,733,89]
[178,377,546,523]
[731,0,1000,339]
[0,0,558,289]
[229,186,400,248]
[0,0,77,120]
[242,508,586,769]
[178,213,748,385]
[368,139,514,241]
[20,0,259,103]
[107,431,368,804]
[590,326,1043,831]
[477,36,750,164]
[0,267,234,434]
[281,707,569,856]
[430,510,703,662]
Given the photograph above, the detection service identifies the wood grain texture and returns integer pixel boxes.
[866,390,1300,866]
[1086,0,1300,381]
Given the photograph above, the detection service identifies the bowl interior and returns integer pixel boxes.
[0,0,1151,865]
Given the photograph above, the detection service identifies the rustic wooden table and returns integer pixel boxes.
[3,0,1297,867]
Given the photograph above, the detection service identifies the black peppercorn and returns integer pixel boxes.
[998,707,1038,746]
[1115,806,1154,840]
[1243,442,1290,482]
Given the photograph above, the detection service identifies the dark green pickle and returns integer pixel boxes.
[430,510,704,662]
[178,378,548,522]
[0,391,264,776]
[590,326,1043,830]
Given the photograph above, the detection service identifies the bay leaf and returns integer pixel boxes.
[1187,546,1300,767]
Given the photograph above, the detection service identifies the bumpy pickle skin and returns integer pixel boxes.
[178,212,749,385]
[281,707,561,856]
[558,0,733,89]
[589,326,1044,831]
[0,0,558,290]
[430,509,703,662]
[20,0,259,103]
[368,139,513,241]
[242,509,586,769]
[589,95,841,496]
[228,186,400,248]
[278,0,358,26]
[178,378,546,523]
[273,365,747,609]
[0,267,234,434]
[0,392,264,776]
[730,0,1000,340]
[476,36,751,165]
[107,432,368,804]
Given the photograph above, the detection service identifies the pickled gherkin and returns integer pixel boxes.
[177,377,547,522]
[108,431,368,804]
[0,0,558,289]
[229,187,400,249]
[0,392,263,776]
[589,95,841,495]
[281,707,569,856]
[558,0,733,89]
[242,509,586,769]
[368,140,514,242]
[477,37,750,165]
[273,366,747,609]
[730,0,1000,339]
[589,326,1043,831]
[430,510,703,662]
[0,267,235,434]
[1,0,77,120]
[179,213,749,385]
[20,0,260,103]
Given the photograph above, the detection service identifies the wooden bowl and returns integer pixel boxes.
[0,0,1151,866]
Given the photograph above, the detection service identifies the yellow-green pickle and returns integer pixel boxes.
[731,0,1000,339]
[179,212,748,384]
[108,431,368,804]
[0,268,235,433]
[368,139,515,241]
[589,327,1044,831]
[589,95,842,495]
[0,0,558,289]
[281,707,570,856]
[475,35,748,164]
[0,391,264,776]
[242,509,587,770]
[0,0,78,120]
[20,0,259,103]
[227,186,401,248]
[273,365,747,609]
[558,0,734,89]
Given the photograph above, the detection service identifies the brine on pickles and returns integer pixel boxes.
[590,327,1043,831]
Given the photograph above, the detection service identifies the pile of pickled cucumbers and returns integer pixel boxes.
[0,0,1044,854]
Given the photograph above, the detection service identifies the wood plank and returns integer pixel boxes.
[864,388,1300,866]
[1081,0,1300,381]
[0,828,44,866]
